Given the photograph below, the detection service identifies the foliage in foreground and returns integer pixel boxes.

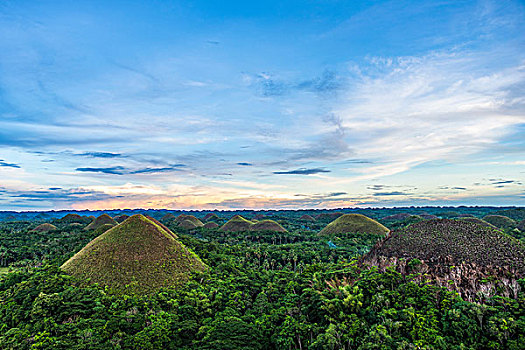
[0,209,524,349]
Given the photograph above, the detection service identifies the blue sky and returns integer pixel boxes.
[0,0,524,210]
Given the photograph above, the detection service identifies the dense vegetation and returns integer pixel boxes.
[0,207,524,349]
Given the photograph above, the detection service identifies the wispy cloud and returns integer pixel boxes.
[76,166,126,175]
[0,160,20,168]
[373,191,412,197]
[77,152,124,158]
[273,168,331,175]
[76,164,185,175]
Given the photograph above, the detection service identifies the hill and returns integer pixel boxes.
[249,220,287,233]
[61,214,207,294]
[57,214,92,224]
[179,219,200,229]
[493,208,525,222]
[84,214,118,231]
[113,214,130,223]
[319,214,389,236]
[458,217,497,229]
[203,213,219,221]
[316,212,344,221]
[204,222,219,229]
[382,213,413,221]
[482,215,517,230]
[220,215,254,232]
[162,213,176,221]
[363,219,525,301]
[31,223,57,232]
[175,214,204,227]
[299,214,316,222]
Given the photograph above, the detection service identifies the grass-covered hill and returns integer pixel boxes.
[299,214,316,222]
[319,214,389,236]
[483,214,517,230]
[363,219,525,301]
[519,219,525,232]
[493,208,525,222]
[204,222,219,229]
[113,214,130,223]
[179,219,200,229]
[316,212,344,222]
[31,223,57,233]
[220,215,254,232]
[84,214,118,231]
[458,217,497,228]
[161,213,176,221]
[203,213,219,221]
[57,213,92,224]
[382,213,414,221]
[249,220,287,233]
[175,214,204,227]
[61,214,207,294]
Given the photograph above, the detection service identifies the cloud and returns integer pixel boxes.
[78,152,124,158]
[373,191,412,196]
[0,160,20,168]
[273,168,331,175]
[253,70,344,98]
[76,164,185,175]
[491,180,516,184]
[368,184,386,190]
[256,73,287,96]
[4,188,112,202]
[296,70,343,95]
[328,192,347,197]
[76,166,126,175]
[129,165,185,174]
[237,162,252,166]
[332,46,525,181]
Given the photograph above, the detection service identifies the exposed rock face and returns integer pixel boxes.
[362,219,525,301]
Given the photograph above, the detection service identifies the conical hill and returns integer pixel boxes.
[175,214,204,227]
[84,214,117,231]
[204,213,219,221]
[161,213,176,221]
[319,214,389,236]
[482,215,517,230]
[61,214,207,293]
[32,223,57,232]
[300,214,316,222]
[113,214,130,223]
[58,213,92,224]
[250,220,287,232]
[220,215,253,232]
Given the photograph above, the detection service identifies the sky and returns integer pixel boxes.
[0,0,524,211]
